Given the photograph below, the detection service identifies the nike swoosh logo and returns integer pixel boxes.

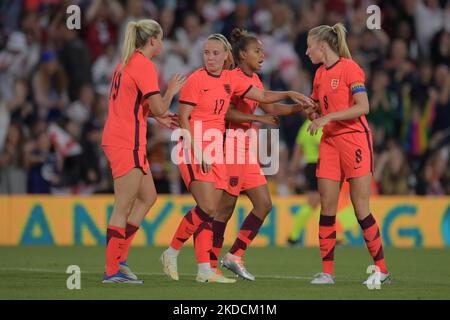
[354,166,361,169]
[202,89,209,92]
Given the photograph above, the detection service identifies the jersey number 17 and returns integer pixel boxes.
[213,99,225,114]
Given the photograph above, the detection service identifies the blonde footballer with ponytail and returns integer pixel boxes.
[305,22,391,286]
[308,23,352,60]
[101,18,185,284]
[121,19,162,68]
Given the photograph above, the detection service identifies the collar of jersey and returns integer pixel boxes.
[204,67,222,78]
[237,67,254,78]
[325,58,341,70]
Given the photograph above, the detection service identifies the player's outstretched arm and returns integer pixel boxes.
[225,105,279,126]
[259,102,309,116]
[245,87,315,108]
[147,74,186,117]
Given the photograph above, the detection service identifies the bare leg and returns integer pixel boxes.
[127,172,158,226]
[109,168,144,227]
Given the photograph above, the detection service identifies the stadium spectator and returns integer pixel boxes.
[58,26,92,101]
[7,79,35,128]
[31,50,69,120]
[84,0,123,62]
[21,12,44,76]
[0,98,10,152]
[431,64,450,136]
[0,123,27,194]
[221,1,253,38]
[384,38,415,88]
[92,43,119,95]
[415,0,449,57]
[421,148,450,195]
[173,12,207,72]
[79,121,103,192]
[375,141,413,195]
[23,131,58,194]
[367,70,399,149]
[157,7,193,85]
[0,0,23,35]
[117,0,156,51]
[430,29,450,67]
[0,0,449,196]
[0,31,29,102]
[66,84,95,126]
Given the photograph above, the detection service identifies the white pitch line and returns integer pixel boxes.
[0,267,362,282]
[4,267,450,287]
[0,267,63,273]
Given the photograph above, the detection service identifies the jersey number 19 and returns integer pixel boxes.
[110,71,122,101]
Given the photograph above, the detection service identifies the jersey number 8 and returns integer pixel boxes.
[323,95,329,110]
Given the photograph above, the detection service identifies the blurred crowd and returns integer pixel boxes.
[0,0,449,195]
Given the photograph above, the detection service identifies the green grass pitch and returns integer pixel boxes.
[0,246,449,300]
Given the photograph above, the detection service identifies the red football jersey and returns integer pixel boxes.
[311,58,370,136]
[227,67,265,131]
[179,67,253,134]
[102,51,160,151]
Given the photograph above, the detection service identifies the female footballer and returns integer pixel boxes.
[161,33,314,283]
[102,19,184,283]
[305,23,390,285]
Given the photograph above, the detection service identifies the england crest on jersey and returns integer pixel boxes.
[331,79,339,89]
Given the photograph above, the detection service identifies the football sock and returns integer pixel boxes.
[170,206,210,250]
[229,211,263,257]
[119,222,139,263]
[358,213,388,273]
[319,215,336,276]
[106,225,125,276]
[210,220,227,269]
[193,217,213,264]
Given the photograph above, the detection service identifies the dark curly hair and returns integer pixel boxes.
[230,28,259,64]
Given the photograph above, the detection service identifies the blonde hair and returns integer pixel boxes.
[206,33,235,70]
[308,23,352,59]
[121,19,162,67]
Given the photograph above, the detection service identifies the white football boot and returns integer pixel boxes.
[363,271,392,286]
[310,272,336,284]
[160,249,179,281]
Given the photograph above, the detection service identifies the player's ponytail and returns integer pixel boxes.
[308,23,352,59]
[230,28,258,64]
[122,21,138,67]
[121,19,162,68]
[207,33,235,70]
[332,23,351,59]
